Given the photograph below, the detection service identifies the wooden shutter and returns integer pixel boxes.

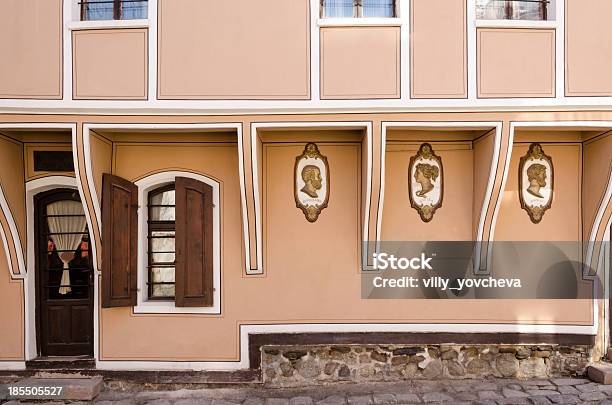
[101,173,138,308]
[175,177,214,307]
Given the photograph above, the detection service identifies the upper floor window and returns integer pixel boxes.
[321,0,397,18]
[80,0,148,21]
[476,0,552,21]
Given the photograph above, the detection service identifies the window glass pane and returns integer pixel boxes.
[511,0,546,20]
[149,189,175,221]
[476,0,549,20]
[121,0,148,19]
[476,0,506,19]
[82,0,114,21]
[323,0,354,17]
[150,206,175,221]
[150,232,175,253]
[151,252,175,264]
[151,266,175,298]
[152,284,175,298]
[362,0,395,17]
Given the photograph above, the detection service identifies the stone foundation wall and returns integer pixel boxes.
[261,344,592,387]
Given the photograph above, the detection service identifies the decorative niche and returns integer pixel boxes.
[381,126,499,242]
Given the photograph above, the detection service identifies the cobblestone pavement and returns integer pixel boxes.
[5,377,612,404]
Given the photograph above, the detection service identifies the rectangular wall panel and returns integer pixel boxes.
[73,29,148,100]
[565,0,612,96]
[158,0,310,100]
[410,0,467,99]
[477,28,555,98]
[320,27,400,99]
[0,0,62,99]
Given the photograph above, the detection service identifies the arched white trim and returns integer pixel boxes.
[585,168,612,275]
[0,177,26,279]
[0,123,79,280]
[133,170,221,314]
[24,175,82,360]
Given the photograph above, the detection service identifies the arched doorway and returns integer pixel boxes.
[34,188,93,357]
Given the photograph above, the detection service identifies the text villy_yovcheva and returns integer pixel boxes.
[370,252,522,292]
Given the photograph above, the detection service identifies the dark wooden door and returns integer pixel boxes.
[35,189,94,357]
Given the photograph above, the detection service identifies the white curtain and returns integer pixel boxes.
[47,201,87,295]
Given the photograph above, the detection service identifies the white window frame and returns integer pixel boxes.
[133,171,221,314]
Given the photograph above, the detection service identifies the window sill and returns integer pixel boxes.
[133,301,221,315]
[67,19,150,31]
[474,19,557,29]
[318,18,402,27]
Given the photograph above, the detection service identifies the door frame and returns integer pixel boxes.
[34,186,93,357]
[24,175,97,360]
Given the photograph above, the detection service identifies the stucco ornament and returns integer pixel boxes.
[408,143,443,222]
[295,143,330,222]
[519,143,554,224]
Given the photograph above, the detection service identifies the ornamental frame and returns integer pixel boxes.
[518,142,554,224]
[408,143,444,223]
[294,142,330,223]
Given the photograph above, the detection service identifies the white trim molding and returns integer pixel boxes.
[6,0,612,115]
[133,171,221,315]
[317,18,402,27]
[67,19,150,31]
[0,361,26,370]
[249,121,373,274]
[0,183,25,278]
[24,175,81,360]
[81,123,248,275]
[96,320,597,371]
[0,123,80,280]
[505,121,612,279]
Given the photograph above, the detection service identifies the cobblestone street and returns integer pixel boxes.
[6,377,612,404]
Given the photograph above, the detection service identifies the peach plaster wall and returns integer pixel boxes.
[565,0,612,96]
[477,28,555,98]
[0,245,24,361]
[0,0,62,99]
[320,27,401,100]
[96,136,592,362]
[410,0,467,99]
[157,0,310,100]
[72,29,148,100]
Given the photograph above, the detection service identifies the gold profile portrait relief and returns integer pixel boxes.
[294,143,330,222]
[519,143,554,224]
[408,143,443,222]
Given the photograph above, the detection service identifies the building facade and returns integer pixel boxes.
[0,0,611,383]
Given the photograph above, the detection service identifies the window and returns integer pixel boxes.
[80,0,148,21]
[147,184,176,300]
[321,0,397,18]
[476,0,552,21]
[101,172,219,313]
